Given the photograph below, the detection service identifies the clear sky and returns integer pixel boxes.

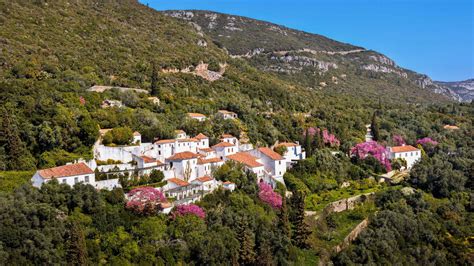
[141,0,473,81]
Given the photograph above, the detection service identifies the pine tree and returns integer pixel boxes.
[66,221,88,265]
[290,192,311,248]
[237,218,256,265]
[150,62,160,96]
[278,197,291,240]
[371,112,380,142]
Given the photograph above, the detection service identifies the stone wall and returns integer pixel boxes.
[323,192,375,214]
[333,218,369,253]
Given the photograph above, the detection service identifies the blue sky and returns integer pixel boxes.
[141,0,473,81]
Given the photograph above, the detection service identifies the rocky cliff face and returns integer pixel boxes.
[435,79,474,102]
[164,10,458,102]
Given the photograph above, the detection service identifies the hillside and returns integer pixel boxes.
[164,10,456,102]
[435,79,474,102]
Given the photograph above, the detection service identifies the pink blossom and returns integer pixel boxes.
[171,204,206,219]
[416,137,438,146]
[350,141,391,172]
[258,182,282,209]
[392,135,406,146]
[322,129,340,147]
[126,187,167,214]
[303,127,318,136]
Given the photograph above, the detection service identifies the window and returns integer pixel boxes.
[279,161,281,165]
[85,176,89,183]
[62,179,67,184]
[74,177,79,184]
[158,151,161,155]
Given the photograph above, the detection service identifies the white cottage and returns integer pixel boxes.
[388,145,421,169]
[187,113,207,122]
[275,142,306,167]
[212,142,237,160]
[166,151,200,182]
[217,110,238,120]
[32,163,95,188]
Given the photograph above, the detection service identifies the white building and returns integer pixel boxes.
[166,151,200,182]
[134,155,166,175]
[187,113,207,122]
[388,145,421,169]
[32,162,95,188]
[275,142,306,167]
[217,110,238,120]
[250,147,287,183]
[195,133,209,149]
[222,181,236,191]
[220,134,239,146]
[225,152,265,181]
[197,157,224,177]
[192,176,219,192]
[212,142,238,160]
[175,130,187,139]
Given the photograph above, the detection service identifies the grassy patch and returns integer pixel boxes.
[0,171,34,193]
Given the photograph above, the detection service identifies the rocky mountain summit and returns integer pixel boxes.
[435,79,474,102]
[164,10,466,102]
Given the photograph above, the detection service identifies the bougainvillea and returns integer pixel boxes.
[171,204,206,219]
[303,127,340,147]
[258,182,282,209]
[416,137,438,146]
[350,141,391,172]
[322,129,340,147]
[392,135,406,146]
[126,187,167,215]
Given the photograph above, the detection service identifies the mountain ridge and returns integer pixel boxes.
[164,10,470,102]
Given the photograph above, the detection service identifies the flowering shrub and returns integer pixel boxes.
[171,204,206,219]
[322,129,340,147]
[416,137,438,146]
[350,141,391,172]
[392,135,406,146]
[126,187,167,215]
[258,182,282,209]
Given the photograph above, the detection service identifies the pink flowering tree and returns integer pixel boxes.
[258,182,282,209]
[171,204,206,219]
[392,135,406,146]
[416,137,438,147]
[126,187,167,215]
[322,129,340,147]
[350,141,391,172]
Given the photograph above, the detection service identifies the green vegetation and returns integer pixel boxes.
[102,127,134,146]
[0,171,34,193]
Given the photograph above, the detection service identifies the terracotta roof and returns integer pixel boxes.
[218,110,236,114]
[155,139,175,144]
[212,142,234,148]
[258,147,284,160]
[167,178,189,187]
[199,147,214,152]
[140,155,155,163]
[133,131,141,136]
[198,157,223,165]
[196,176,213,182]
[156,160,165,166]
[223,181,234,185]
[227,152,263,168]
[195,133,208,139]
[38,163,94,179]
[167,151,199,161]
[187,112,206,118]
[276,142,298,147]
[391,145,419,153]
[178,138,198,142]
[221,134,234,138]
[443,125,460,130]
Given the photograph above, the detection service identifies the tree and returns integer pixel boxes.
[371,112,380,141]
[290,192,310,248]
[150,63,160,96]
[65,221,88,265]
[237,218,256,265]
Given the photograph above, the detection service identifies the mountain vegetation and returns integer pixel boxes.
[0,0,472,264]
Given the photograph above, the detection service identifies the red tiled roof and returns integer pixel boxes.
[391,145,419,153]
[178,138,198,142]
[276,142,298,147]
[167,151,199,161]
[38,163,94,179]
[195,133,208,139]
[167,178,189,187]
[223,181,234,185]
[155,139,175,144]
[198,157,223,165]
[443,125,460,130]
[196,176,213,182]
[221,134,234,138]
[199,147,214,152]
[140,155,155,163]
[187,112,206,118]
[212,142,234,148]
[156,160,165,166]
[258,147,284,160]
[227,152,263,168]
[133,131,141,136]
